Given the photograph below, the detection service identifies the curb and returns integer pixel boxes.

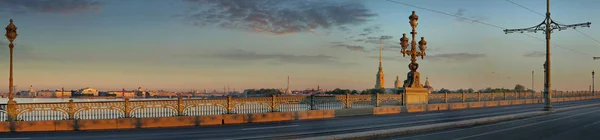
[297,102,600,140]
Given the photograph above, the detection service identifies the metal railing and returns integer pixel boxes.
[5,91,596,122]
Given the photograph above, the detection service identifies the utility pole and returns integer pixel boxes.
[503,0,591,111]
[593,71,595,96]
[532,71,534,92]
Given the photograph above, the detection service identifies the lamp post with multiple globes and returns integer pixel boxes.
[5,19,18,122]
[399,11,428,88]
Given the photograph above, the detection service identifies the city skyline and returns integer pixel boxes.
[0,0,599,91]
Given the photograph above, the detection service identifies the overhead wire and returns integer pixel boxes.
[504,0,600,48]
[385,0,590,57]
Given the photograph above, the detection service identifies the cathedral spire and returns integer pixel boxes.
[379,38,383,70]
[286,75,291,94]
[375,38,385,89]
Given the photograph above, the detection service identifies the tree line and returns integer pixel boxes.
[244,89,283,96]
[242,84,533,96]
[434,84,534,93]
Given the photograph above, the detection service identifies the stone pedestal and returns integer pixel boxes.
[404,87,429,105]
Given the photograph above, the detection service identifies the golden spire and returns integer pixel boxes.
[379,38,382,69]
[375,38,385,89]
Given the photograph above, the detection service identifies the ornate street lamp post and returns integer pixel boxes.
[5,19,18,122]
[400,11,428,88]
[399,11,430,105]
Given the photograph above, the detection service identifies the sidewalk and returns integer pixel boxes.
[296,103,600,140]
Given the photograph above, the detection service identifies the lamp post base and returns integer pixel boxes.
[403,87,429,105]
[403,71,423,88]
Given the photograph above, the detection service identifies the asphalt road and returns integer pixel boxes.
[1,100,599,140]
[382,101,600,140]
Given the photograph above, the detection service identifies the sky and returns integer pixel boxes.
[0,0,599,92]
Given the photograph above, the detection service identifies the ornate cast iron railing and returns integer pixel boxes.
[276,96,311,112]
[377,94,402,106]
[6,91,596,122]
[16,102,69,121]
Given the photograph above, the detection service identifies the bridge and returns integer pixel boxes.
[0,91,598,139]
[1,3,598,139]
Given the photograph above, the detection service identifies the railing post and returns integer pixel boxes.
[68,99,74,120]
[6,100,16,132]
[461,92,465,103]
[375,93,380,107]
[491,93,495,101]
[310,94,315,110]
[517,92,520,99]
[444,92,448,103]
[503,92,507,100]
[6,100,16,121]
[477,92,481,102]
[177,96,183,116]
[345,93,350,109]
[227,95,233,114]
[124,98,130,118]
[271,95,277,112]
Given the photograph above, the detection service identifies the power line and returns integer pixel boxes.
[504,0,544,16]
[574,29,600,45]
[504,0,600,47]
[385,0,505,30]
[385,0,590,56]
[521,33,589,56]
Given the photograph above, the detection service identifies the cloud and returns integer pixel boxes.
[523,51,545,57]
[356,25,382,36]
[363,35,395,44]
[455,8,466,17]
[427,53,486,62]
[182,0,377,35]
[380,35,393,40]
[383,45,401,50]
[366,35,393,40]
[367,55,408,61]
[454,8,486,24]
[330,42,367,52]
[338,26,350,32]
[198,49,355,65]
[0,0,102,14]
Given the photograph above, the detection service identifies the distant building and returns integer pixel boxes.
[424,77,434,94]
[147,90,176,97]
[108,90,136,98]
[54,90,72,98]
[18,85,37,97]
[76,87,99,96]
[394,76,401,89]
[37,91,54,97]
